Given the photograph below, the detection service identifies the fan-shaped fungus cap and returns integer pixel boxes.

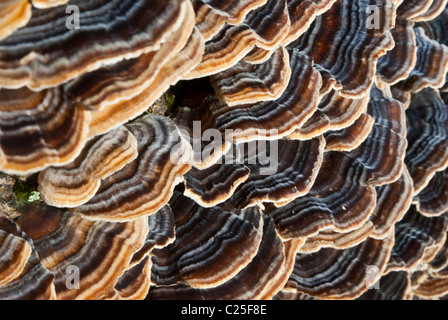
[150,194,263,288]
[87,27,204,138]
[377,18,418,85]
[283,233,395,299]
[228,137,325,209]
[415,168,448,216]
[324,113,375,152]
[0,0,31,41]
[63,1,196,112]
[129,205,175,267]
[13,203,149,300]
[0,87,90,174]
[300,167,413,253]
[210,47,291,106]
[397,0,437,20]
[71,115,192,222]
[397,28,448,92]
[416,5,448,45]
[0,246,56,300]
[413,276,448,299]
[148,216,301,300]
[192,0,268,40]
[387,206,448,272]
[38,126,138,208]
[404,88,448,194]
[185,0,290,79]
[290,89,370,140]
[268,85,407,240]
[0,0,191,89]
[100,256,152,300]
[357,271,413,300]
[413,0,448,22]
[289,0,396,98]
[172,49,322,144]
[183,159,251,207]
[281,0,338,46]
[0,218,32,287]
[0,217,55,300]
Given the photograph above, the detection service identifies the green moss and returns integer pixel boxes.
[163,91,176,111]
[13,180,40,203]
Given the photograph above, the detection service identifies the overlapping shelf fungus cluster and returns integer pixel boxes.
[0,0,448,301]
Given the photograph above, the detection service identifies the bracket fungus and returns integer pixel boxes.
[0,0,31,41]
[0,87,90,174]
[1,0,448,301]
[71,115,192,222]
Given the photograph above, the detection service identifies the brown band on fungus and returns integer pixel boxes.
[268,85,406,240]
[228,137,325,209]
[356,271,413,300]
[0,246,56,300]
[258,238,305,300]
[173,49,322,144]
[185,0,290,78]
[130,205,176,267]
[428,234,448,273]
[198,0,268,23]
[324,113,375,152]
[281,0,338,46]
[0,87,90,174]
[150,194,263,288]
[300,166,413,253]
[404,88,448,194]
[413,0,448,22]
[299,224,378,254]
[284,233,395,300]
[416,6,448,45]
[0,218,32,287]
[414,277,448,299]
[73,115,192,222]
[148,216,288,300]
[0,0,191,89]
[347,85,407,186]
[289,0,396,98]
[210,47,291,106]
[184,160,251,208]
[88,27,204,138]
[397,28,448,92]
[192,1,228,41]
[0,215,55,300]
[290,89,370,140]
[397,0,436,20]
[415,168,448,217]
[242,46,275,64]
[38,126,138,208]
[192,0,268,41]
[387,206,448,273]
[31,0,69,9]
[63,1,196,111]
[267,151,378,240]
[13,203,148,300]
[369,167,414,239]
[100,256,152,300]
[377,18,418,85]
[0,0,31,41]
